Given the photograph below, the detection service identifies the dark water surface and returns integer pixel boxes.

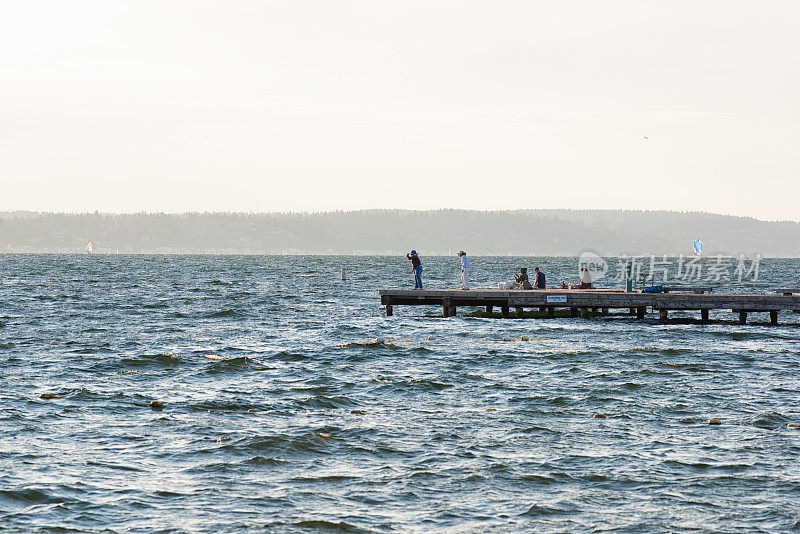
[1,255,800,533]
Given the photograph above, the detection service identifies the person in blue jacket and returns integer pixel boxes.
[406,250,423,289]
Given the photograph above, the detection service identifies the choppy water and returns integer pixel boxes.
[1,255,800,533]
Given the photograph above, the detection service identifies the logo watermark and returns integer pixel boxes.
[578,253,761,285]
[578,252,610,282]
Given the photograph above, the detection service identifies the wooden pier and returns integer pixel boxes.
[379,289,800,325]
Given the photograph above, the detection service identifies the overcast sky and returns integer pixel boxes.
[1,1,798,220]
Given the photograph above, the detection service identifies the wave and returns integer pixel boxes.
[205,309,242,318]
[218,432,334,455]
[203,356,253,374]
[655,361,715,372]
[0,488,69,505]
[516,473,559,485]
[292,520,371,533]
[288,474,358,483]
[337,339,401,349]
[271,350,311,362]
[752,411,791,429]
[521,502,574,516]
[295,395,359,410]
[189,399,264,412]
[121,352,185,368]
[385,378,454,392]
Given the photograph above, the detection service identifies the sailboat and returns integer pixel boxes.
[693,238,702,256]
[85,241,93,254]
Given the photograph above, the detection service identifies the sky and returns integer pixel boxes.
[1,1,798,220]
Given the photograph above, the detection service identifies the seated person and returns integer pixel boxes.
[561,268,593,289]
[533,266,546,289]
[514,268,533,290]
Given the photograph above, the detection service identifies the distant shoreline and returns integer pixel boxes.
[2,209,798,256]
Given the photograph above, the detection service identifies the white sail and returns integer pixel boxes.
[86,241,93,254]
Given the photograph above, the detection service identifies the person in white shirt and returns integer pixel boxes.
[458,251,471,289]
[581,267,593,288]
[561,268,594,289]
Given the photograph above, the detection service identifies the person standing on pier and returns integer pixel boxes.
[458,251,471,290]
[406,250,423,289]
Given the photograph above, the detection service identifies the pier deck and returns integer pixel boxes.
[379,289,800,325]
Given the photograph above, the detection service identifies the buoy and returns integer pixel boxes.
[149,400,163,409]
[593,413,606,419]
[788,423,799,429]
[708,418,721,425]
[341,267,346,280]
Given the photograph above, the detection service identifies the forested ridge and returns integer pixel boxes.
[1,210,798,256]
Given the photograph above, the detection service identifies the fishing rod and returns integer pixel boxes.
[483,246,518,276]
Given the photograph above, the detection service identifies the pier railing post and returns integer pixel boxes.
[659,309,668,321]
[501,305,509,318]
[738,311,747,324]
[386,304,393,317]
[701,309,709,323]
[515,307,524,318]
[770,310,778,326]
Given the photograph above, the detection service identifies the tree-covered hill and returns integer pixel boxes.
[1,210,798,256]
